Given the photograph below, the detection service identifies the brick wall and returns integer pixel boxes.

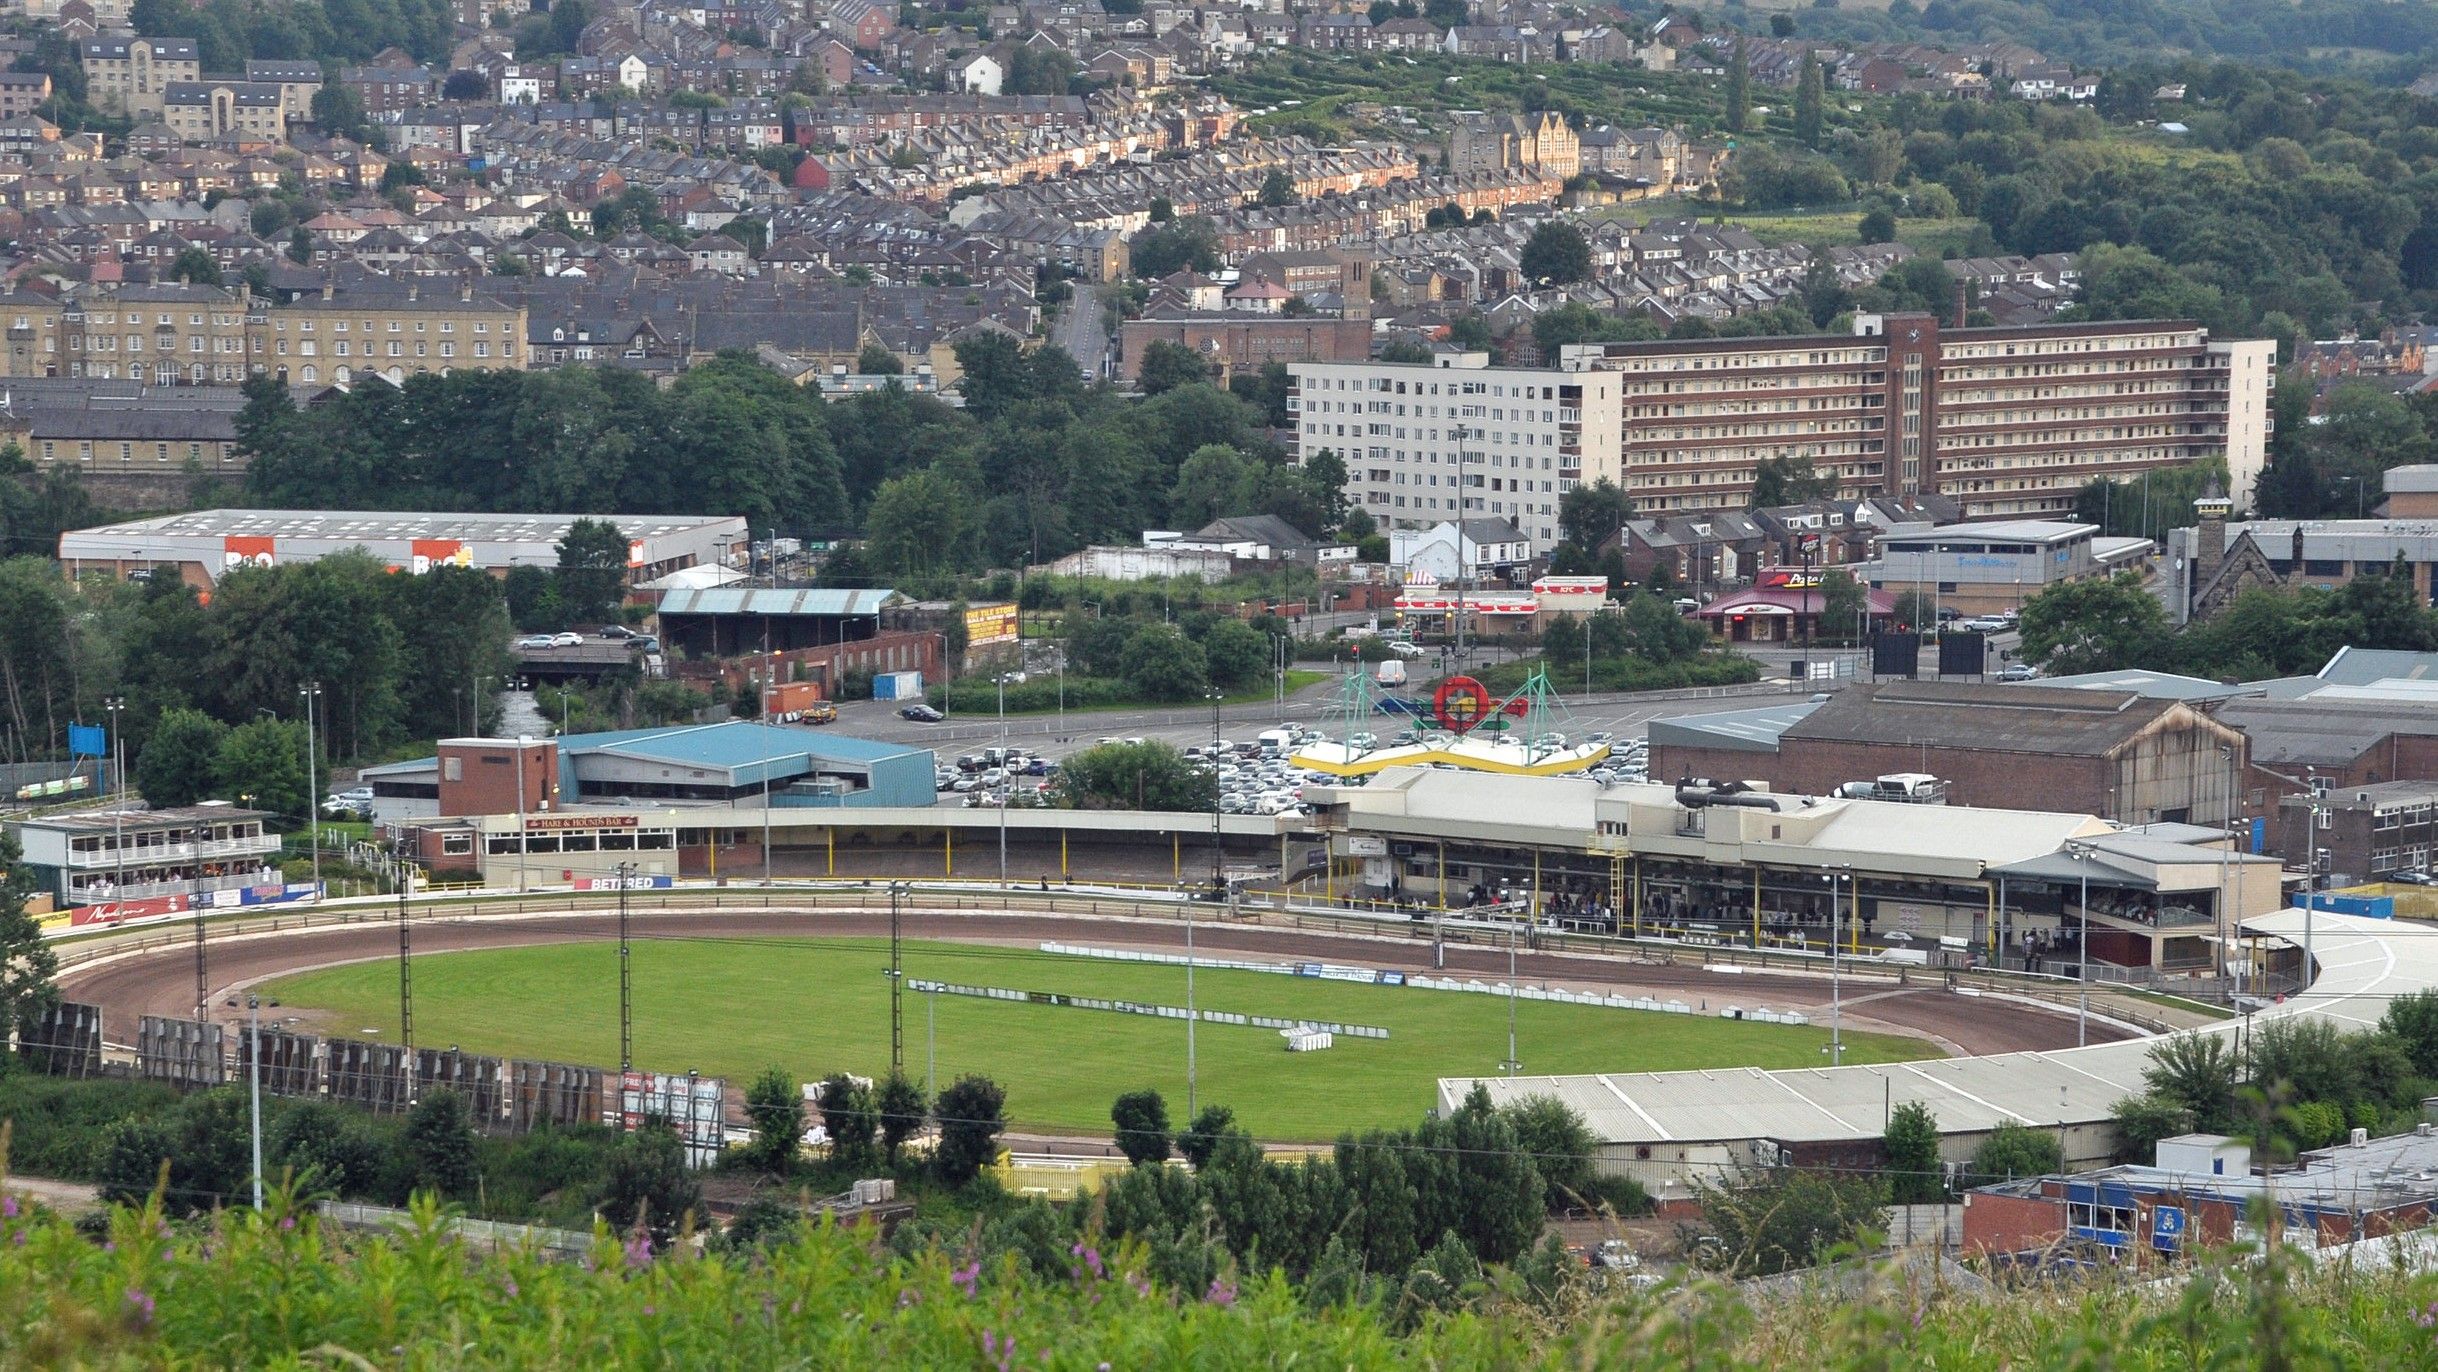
[436,739,558,817]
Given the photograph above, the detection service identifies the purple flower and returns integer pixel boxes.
[1205,1277,1237,1308]
[123,1289,155,1327]
[952,1262,981,1297]
[278,1216,295,1232]
[897,1287,920,1310]
[2,1195,17,1219]
[982,1331,1017,1372]
[502,1278,520,1299]
[102,1242,116,1254]
[1069,1241,1104,1280]
[623,1234,654,1269]
[642,1305,656,1317]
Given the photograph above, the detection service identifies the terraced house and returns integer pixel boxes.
[0,282,524,385]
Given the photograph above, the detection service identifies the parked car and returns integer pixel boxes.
[803,702,838,724]
[899,704,946,722]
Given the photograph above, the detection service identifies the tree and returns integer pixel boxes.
[310,83,369,140]
[136,708,228,806]
[1111,1089,1173,1165]
[1882,1101,1944,1203]
[2017,572,2172,674]
[1177,1104,1234,1169]
[1199,618,1269,690]
[1724,35,1749,135]
[286,226,313,265]
[1499,1095,1600,1213]
[1119,623,1209,702]
[2382,989,2438,1077]
[856,342,903,376]
[599,1122,702,1248]
[1519,219,1592,286]
[1422,0,1465,27]
[213,718,306,820]
[1963,1122,2062,1189]
[1129,217,1222,279]
[1817,568,1868,643]
[1695,1167,1887,1277]
[742,1067,803,1173]
[876,1071,928,1165]
[818,1074,877,1166]
[1053,740,1212,811]
[1257,167,1295,208]
[553,518,628,628]
[866,469,982,577]
[1749,455,1836,508]
[2142,1032,2241,1134]
[2109,1094,2194,1165]
[1555,479,1632,559]
[1136,340,1212,396]
[1857,205,1898,245]
[168,246,222,286]
[268,1101,379,1198]
[1794,56,1825,147]
[405,1089,479,1198]
[0,825,59,1052]
[934,1075,1007,1184]
[442,68,489,101]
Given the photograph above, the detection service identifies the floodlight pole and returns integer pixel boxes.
[617,860,633,1072]
[245,993,262,1210]
[104,696,124,898]
[300,681,322,898]
[397,834,414,1055]
[1502,916,1521,1077]
[888,880,907,1075]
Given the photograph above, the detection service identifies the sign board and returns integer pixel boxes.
[526,814,640,831]
[71,892,192,928]
[17,999,103,1077]
[1757,568,1824,589]
[223,536,276,571]
[1529,576,1608,597]
[409,539,472,574]
[1344,835,1388,857]
[137,1016,226,1088]
[2152,1205,2185,1250]
[620,1071,728,1169]
[574,874,674,891]
[962,603,1020,647]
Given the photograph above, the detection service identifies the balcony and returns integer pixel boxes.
[68,867,280,905]
[64,834,278,868]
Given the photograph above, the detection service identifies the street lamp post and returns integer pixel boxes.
[1501,913,1522,1077]
[1825,867,1843,1066]
[2066,842,2091,1047]
[299,681,322,898]
[512,736,531,893]
[888,880,908,1075]
[995,674,1012,882]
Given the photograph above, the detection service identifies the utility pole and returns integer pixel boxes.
[995,674,1010,882]
[299,681,322,898]
[192,887,207,1026]
[1501,915,1521,1076]
[1826,866,1843,1066]
[888,880,907,1074]
[617,860,633,1072]
[763,645,776,886]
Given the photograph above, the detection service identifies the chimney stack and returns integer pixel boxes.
[2194,482,2231,586]
[1951,277,1968,329]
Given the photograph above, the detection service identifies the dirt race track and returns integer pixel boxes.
[59,900,2131,1070]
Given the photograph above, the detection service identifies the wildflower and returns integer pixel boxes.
[642,1305,656,1317]
[1069,1241,1104,1280]
[278,1216,295,1232]
[502,1278,520,1299]
[952,1262,981,1297]
[897,1287,921,1310]
[1205,1277,1237,1308]
[623,1234,654,1269]
[123,1289,155,1328]
[2,1195,17,1219]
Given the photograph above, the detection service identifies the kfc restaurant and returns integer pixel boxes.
[1393,575,1612,634]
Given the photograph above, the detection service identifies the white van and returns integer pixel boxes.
[1376,658,1408,688]
[1256,728,1295,754]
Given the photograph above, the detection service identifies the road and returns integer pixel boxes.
[1058,283,1111,381]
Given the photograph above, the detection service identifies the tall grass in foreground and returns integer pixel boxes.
[6,1146,2438,1366]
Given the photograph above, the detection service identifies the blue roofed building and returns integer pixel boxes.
[363,721,936,825]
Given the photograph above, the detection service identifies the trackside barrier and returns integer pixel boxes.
[48,878,2184,1031]
[905,976,1390,1039]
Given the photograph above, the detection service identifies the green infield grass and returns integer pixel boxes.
[264,936,1934,1139]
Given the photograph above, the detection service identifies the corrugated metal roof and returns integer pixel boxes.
[1783,681,2186,757]
[654,588,901,617]
[567,721,920,767]
[1445,908,2418,1151]
[1647,701,1820,753]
